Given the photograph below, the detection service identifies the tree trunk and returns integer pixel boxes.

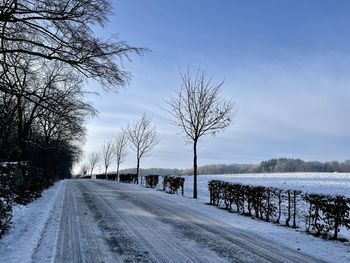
[17,98,25,161]
[193,139,198,199]
[334,217,339,239]
[293,191,297,228]
[105,166,108,180]
[116,162,120,182]
[286,190,291,226]
[266,191,270,222]
[275,190,282,224]
[136,158,140,184]
[247,198,252,216]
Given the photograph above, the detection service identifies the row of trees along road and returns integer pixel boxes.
[84,69,235,200]
[2,0,237,199]
[84,114,159,184]
[0,0,143,188]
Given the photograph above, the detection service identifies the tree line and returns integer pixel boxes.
[181,158,350,175]
[1,1,236,202]
[82,69,236,200]
[111,157,349,178]
[81,114,159,183]
[0,0,142,197]
[257,158,350,173]
[0,0,146,237]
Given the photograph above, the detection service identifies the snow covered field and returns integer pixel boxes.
[180,173,350,199]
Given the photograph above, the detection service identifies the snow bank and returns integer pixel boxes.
[0,180,65,263]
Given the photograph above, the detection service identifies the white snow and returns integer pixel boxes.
[0,180,65,263]
[149,172,350,262]
[180,173,350,240]
[1,173,350,263]
[180,172,350,198]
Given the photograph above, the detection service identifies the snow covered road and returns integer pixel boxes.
[0,179,339,262]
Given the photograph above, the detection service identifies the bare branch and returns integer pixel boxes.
[0,0,148,89]
[164,69,235,143]
[126,114,159,182]
[114,129,128,178]
[101,139,114,178]
[88,151,100,176]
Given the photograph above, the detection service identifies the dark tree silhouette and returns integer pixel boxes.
[0,0,146,89]
[0,53,95,161]
[0,54,94,199]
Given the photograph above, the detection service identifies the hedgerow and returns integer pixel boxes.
[208,179,350,241]
[144,175,159,188]
[162,176,185,195]
[0,161,60,238]
[119,174,138,184]
[0,163,17,237]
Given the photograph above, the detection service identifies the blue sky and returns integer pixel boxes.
[80,0,350,172]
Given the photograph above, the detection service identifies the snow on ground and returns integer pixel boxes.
[0,180,65,263]
[178,173,350,240]
[180,173,350,198]
[147,173,350,262]
[1,173,350,262]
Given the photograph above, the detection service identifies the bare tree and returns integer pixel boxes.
[0,0,146,90]
[127,115,159,184]
[79,163,89,177]
[0,53,95,161]
[164,69,235,198]
[114,129,128,181]
[101,139,114,179]
[88,152,101,176]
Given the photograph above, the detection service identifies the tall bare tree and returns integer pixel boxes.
[114,129,128,181]
[164,69,235,198]
[0,56,92,186]
[101,139,114,179]
[0,53,95,161]
[79,163,89,177]
[88,152,101,176]
[127,115,159,184]
[0,0,146,89]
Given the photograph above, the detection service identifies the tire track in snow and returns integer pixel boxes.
[79,180,226,263]
[97,180,327,263]
[123,190,325,263]
[54,181,113,263]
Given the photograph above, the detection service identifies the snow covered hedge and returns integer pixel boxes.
[162,176,185,195]
[0,162,56,238]
[144,175,159,188]
[0,163,17,237]
[208,180,350,241]
[119,174,138,184]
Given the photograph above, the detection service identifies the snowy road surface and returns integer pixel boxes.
[1,179,342,262]
[40,180,325,262]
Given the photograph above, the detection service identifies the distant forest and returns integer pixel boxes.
[119,158,350,176]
